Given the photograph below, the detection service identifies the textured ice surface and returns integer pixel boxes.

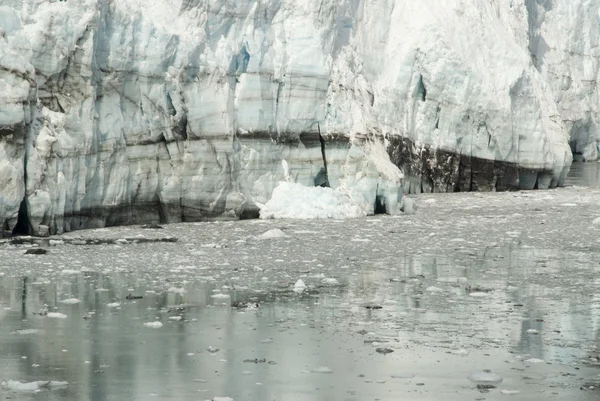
[0,0,589,234]
[0,188,600,400]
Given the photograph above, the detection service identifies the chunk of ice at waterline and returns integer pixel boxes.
[256,229,288,239]
[47,312,67,319]
[210,293,230,299]
[58,298,80,304]
[293,279,307,293]
[468,370,503,384]
[259,182,367,219]
[143,321,163,328]
[2,380,68,392]
[311,366,333,373]
[213,397,234,401]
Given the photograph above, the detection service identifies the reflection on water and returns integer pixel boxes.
[566,161,600,187]
[0,243,598,401]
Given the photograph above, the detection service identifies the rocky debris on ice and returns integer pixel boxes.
[24,248,48,255]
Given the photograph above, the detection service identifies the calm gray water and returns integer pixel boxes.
[566,162,600,187]
[0,229,599,400]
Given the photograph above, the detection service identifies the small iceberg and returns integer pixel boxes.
[2,380,68,392]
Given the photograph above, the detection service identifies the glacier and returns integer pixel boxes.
[0,0,593,235]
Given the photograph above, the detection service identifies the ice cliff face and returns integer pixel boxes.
[0,0,590,234]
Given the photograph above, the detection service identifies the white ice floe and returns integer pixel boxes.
[210,293,230,299]
[468,370,504,385]
[47,312,67,319]
[293,279,307,294]
[2,380,68,392]
[260,183,366,220]
[256,229,288,240]
[311,366,333,373]
[58,298,81,304]
[143,321,163,328]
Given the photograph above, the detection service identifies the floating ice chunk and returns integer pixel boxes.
[59,298,80,304]
[293,279,307,294]
[167,287,187,294]
[207,346,219,353]
[260,338,274,343]
[526,329,539,334]
[425,286,443,293]
[311,366,333,373]
[211,293,230,299]
[107,302,120,308]
[47,313,67,319]
[213,397,233,401]
[501,390,521,395]
[49,240,64,246]
[2,380,68,392]
[14,329,42,335]
[506,286,519,292]
[524,358,544,363]
[321,278,339,285]
[468,370,503,384]
[593,217,600,225]
[469,292,489,297]
[143,322,163,328]
[260,182,366,220]
[451,349,470,356]
[169,316,182,321]
[256,229,288,239]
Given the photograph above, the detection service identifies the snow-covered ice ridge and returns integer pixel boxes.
[0,0,592,234]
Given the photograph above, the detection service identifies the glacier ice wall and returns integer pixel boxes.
[526,0,600,161]
[0,0,586,234]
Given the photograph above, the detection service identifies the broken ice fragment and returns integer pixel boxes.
[2,380,68,392]
[47,312,67,319]
[293,279,307,293]
[311,366,333,373]
[143,322,163,328]
[58,298,80,304]
[468,370,503,385]
[257,229,288,239]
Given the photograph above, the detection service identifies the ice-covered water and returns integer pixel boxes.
[0,187,600,400]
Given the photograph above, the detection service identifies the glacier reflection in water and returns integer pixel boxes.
[0,241,598,401]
